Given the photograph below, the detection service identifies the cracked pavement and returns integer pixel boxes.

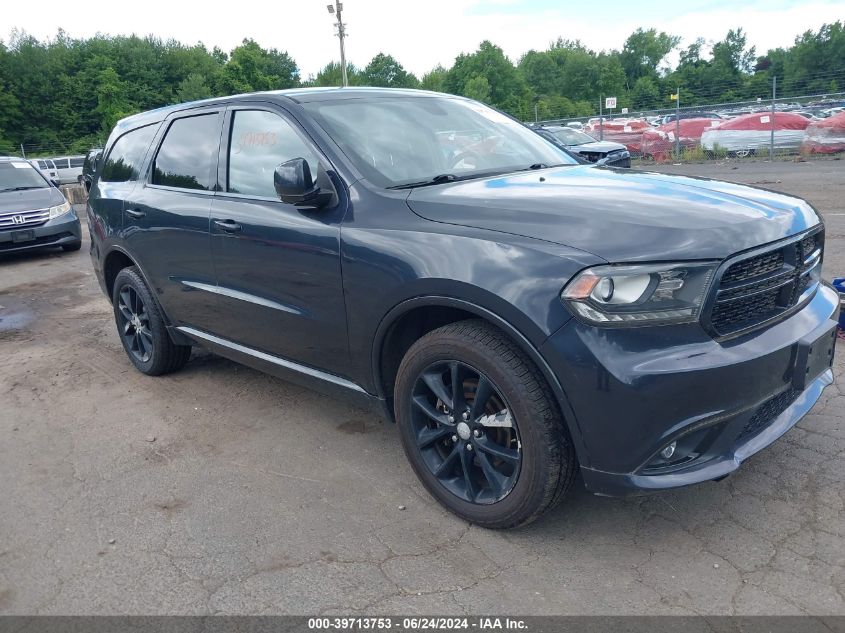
[1,160,844,615]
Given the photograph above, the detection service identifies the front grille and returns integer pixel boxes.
[0,208,50,230]
[738,389,799,441]
[707,230,822,337]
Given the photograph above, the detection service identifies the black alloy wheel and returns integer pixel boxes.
[111,266,191,376]
[395,320,576,529]
[117,284,154,363]
[410,360,521,504]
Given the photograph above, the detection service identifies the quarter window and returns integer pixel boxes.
[152,114,220,191]
[227,110,319,198]
[101,124,157,183]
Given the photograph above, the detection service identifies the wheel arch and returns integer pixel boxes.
[371,296,589,464]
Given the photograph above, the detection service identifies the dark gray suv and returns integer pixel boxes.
[88,88,838,528]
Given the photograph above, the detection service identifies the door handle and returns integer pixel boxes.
[214,219,242,233]
[126,208,145,219]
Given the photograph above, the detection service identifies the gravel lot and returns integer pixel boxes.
[1,160,844,615]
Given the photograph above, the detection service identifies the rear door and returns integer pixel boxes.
[208,103,350,373]
[89,123,159,244]
[123,107,224,332]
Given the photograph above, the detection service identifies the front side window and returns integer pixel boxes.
[69,157,84,168]
[152,114,220,191]
[303,96,575,188]
[227,110,319,198]
[101,124,157,183]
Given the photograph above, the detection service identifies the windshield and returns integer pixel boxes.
[0,161,49,191]
[302,96,576,188]
[550,128,596,146]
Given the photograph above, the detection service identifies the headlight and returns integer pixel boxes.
[561,262,718,326]
[48,201,72,219]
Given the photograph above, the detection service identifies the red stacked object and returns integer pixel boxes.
[801,112,845,154]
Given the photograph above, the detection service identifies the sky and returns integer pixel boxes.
[3,0,842,78]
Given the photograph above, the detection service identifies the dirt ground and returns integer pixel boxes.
[1,160,844,615]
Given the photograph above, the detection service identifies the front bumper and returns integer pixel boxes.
[541,282,839,496]
[0,211,81,254]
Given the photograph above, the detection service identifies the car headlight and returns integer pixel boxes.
[561,262,718,326]
[48,201,72,219]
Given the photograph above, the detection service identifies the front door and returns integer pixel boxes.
[209,105,350,375]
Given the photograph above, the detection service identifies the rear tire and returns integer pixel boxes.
[394,319,576,528]
[112,266,191,376]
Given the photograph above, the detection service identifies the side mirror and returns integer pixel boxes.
[273,158,331,209]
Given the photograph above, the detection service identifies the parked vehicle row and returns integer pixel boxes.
[555,109,845,159]
[86,87,837,528]
[31,155,86,184]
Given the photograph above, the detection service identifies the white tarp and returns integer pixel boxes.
[700,129,806,152]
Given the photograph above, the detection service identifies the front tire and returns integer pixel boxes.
[112,266,191,376]
[394,320,576,528]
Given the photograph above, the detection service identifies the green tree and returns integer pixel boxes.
[620,28,680,85]
[630,76,660,109]
[712,28,756,75]
[445,41,526,109]
[219,39,299,94]
[176,73,213,102]
[362,53,418,88]
[94,67,134,133]
[420,65,448,92]
[312,61,362,86]
[463,75,491,103]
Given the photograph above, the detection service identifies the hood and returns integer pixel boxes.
[569,141,627,154]
[0,186,65,213]
[406,165,819,262]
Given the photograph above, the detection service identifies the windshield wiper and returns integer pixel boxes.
[0,185,45,192]
[387,174,461,190]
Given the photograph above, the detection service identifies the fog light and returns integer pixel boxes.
[660,442,677,460]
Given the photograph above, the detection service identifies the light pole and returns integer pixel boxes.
[327,2,348,87]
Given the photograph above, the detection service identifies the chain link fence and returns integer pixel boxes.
[529,89,845,164]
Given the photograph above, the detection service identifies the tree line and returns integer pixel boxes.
[0,21,843,155]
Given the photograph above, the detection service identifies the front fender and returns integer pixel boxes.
[370,293,592,467]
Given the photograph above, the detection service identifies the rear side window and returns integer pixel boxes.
[54,159,70,169]
[69,157,84,168]
[101,125,157,183]
[227,110,319,198]
[152,114,220,191]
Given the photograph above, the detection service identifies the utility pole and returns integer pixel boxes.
[674,86,680,158]
[599,95,603,141]
[770,76,777,160]
[327,2,349,87]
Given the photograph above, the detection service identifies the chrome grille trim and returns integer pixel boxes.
[0,208,50,230]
